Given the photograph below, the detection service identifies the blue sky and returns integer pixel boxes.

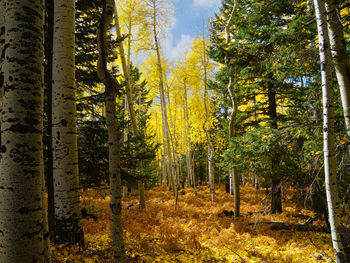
[163,0,221,61]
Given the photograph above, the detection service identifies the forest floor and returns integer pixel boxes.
[51,185,335,263]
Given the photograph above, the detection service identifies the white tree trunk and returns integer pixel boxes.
[0,0,47,261]
[52,0,83,244]
[202,36,215,202]
[228,77,240,217]
[97,1,126,261]
[114,7,146,210]
[325,0,350,135]
[208,146,215,202]
[150,0,176,199]
[183,80,195,188]
[314,0,347,261]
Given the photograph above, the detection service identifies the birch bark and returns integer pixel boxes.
[52,0,84,244]
[0,0,47,261]
[314,0,347,261]
[325,0,350,135]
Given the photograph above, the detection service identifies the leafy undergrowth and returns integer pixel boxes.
[51,186,335,262]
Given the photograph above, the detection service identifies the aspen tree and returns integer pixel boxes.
[325,0,350,135]
[114,7,146,210]
[45,0,55,239]
[202,36,215,202]
[0,0,3,147]
[97,0,126,261]
[52,0,84,244]
[314,0,347,261]
[0,0,48,261]
[147,0,177,201]
[183,79,195,188]
[224,0,240,217]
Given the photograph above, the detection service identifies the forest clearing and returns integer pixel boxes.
[1,0,350,262]
[51,186,335,263]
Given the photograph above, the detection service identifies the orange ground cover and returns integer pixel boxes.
[51,185,334,262]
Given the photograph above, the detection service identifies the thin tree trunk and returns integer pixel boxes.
[183,80,194,188]
[97,1,126,261]
[105,90,125,262]
[267,81,282,214]
[228,76,240,217]
[52,0,84,245]
[114,7,146,210]
[0,0,47,261]
[224,0,238,210]
[325,0,350,135]
[200,34,215,202]
[207,146,215,202]
[151,0,176,199]
[314,0,347,261]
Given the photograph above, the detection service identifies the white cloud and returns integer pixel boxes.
[163,34,193,62]
[193,0,221,8]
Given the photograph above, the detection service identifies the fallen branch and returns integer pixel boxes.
[309,237,334,262]
[248,218,329,233]
[224,245,246,263]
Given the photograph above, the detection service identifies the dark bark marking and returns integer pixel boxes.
[60,119,67,126]
[0,186,14,191]
[18,207,30,214]
[6,118,19,123]
[110,202,121,215]
[24,117,39,126]
[54,217,84,246]
[17,99,38,111]
[17,206,42,215]
[1,145,7,153]
[7,123,40,134]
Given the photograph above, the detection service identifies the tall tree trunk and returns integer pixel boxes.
[268,81,282,214]
[151,0,176,199]
[97,1,126,261]
[224,0,238,210]
[325,0,350,135]
[167,84,179,204]
[114,7,146,210]
[45,0,55,240]
[183,80,194,188]
[314,0,347,261]
[228,77,240,217]
[207,145,215,202]
[0,0,48,261]
[202,37,215,202]
[0,0,4,148]
[52,0,84,245]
